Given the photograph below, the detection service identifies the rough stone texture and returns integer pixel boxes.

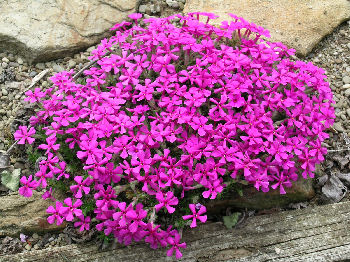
[0,0,138,63]
[1,200,350,261]
[207,178,315,213]
[0,191,66,237]
[184,0,350,56]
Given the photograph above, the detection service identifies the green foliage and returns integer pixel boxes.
[81,198,96,216]
[26,146,42,168]
[47,177,70,194]
[223,212,241,229]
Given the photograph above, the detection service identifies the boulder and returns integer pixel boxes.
[0,0,138,63]
[0,191,66,237]
[206,178,315,213]
[184,0,350,56]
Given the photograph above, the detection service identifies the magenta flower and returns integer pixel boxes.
[61,198,83,221]
[182,204,207,228]
[19,175,39,198]
[74,215,91,231]
[155,191,178,213]
[46,201,65,225]
[38,135,60,154]
[70,176,93,198]
[125,203,147,233]
[14,126,36,145]
[166,233,187,259]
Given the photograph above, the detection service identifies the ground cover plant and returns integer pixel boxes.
[14,12,335,259]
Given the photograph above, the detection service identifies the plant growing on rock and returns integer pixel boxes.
[14,12,335,259]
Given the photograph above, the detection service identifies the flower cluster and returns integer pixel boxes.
[15,12,335,259]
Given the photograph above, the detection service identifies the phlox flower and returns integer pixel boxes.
[14,126,36,145]
[19,175,39,198]
[182,204,207,228]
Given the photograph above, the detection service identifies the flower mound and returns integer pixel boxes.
[15,12,335,259]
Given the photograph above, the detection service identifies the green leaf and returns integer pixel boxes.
[223,212,240,229]
[1,169,21,191]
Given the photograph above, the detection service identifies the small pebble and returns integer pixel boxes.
[343,76,350,84]
[333,122,344,132]
[24,244,31,251]
[29,71,38,77]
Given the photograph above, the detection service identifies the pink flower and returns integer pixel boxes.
[46,201,65,225]
[70,176,93,198]
[155,191,178,213]
[19,175,39,198]
[14,126,36,145]
[166,233,186,259]
[74,215,91,231]
[182,204,207,228]
[61,198,83,221]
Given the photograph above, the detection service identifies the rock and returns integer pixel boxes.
[336,173,350,187]
[184,0,350,56]
[52,64,64,73]
[0,0,138,63]
[166,0,179,8]
[0,169,21,191]
[32,233,39,240]
[343,76,350,84]
[321,175,347,203]
[2,57,9,63]
[8,62,19,68]
[342,83,350,90]
[206,178,315,212]
[17,57,23,65]
[347,108,350,118]
[24,244,31,251]
[1,88,8,96]
[139,4,148,13]
[29,71,38,77]
[333,122,344,132]
[35,63,45,70]
[0,191,66,237]
[345,88,350,97]
[67,60,76,69]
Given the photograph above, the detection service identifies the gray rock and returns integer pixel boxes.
[336,173,350,187]
[2,57,9,63]
[17,57,23,65]
[68,60,76,68]
[0,0,138,63]
[1,88,8,96]
[166,0,179,8]
[139,4,148,13]
[8,62,19,67]
[35,63,45,70]
[333,122,344,132]
[343,75,350,84]
[342,83,350,90]
[347,108,350,118]
[52,64,64,73]
[29,71,38,77]
[345,88,350,97]
[321,175,347,203]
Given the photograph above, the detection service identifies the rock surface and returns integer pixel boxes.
[0,0,138,63]
[0,191,66,237]
[184,0,350,56]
